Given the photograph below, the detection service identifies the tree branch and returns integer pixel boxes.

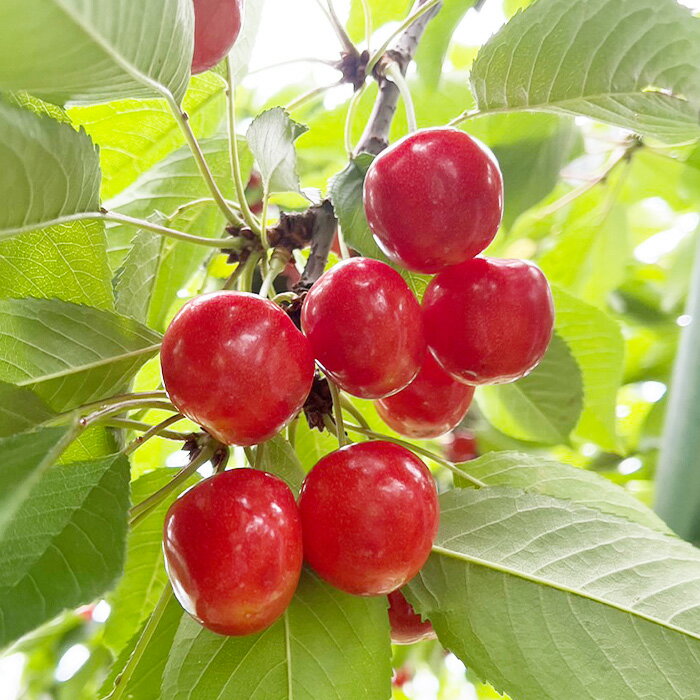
[355,0,442,155]
[297,200,337,289]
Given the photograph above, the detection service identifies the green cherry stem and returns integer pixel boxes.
[385,62,417,133]
[327,380,347,447]
[344,81,368,156]
[122,414,191,455]
[342,423,486,488]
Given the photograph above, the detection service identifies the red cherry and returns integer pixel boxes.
[392,666,413,688]
[191,0,243,75]
[163,469,303,636]
[301,258,425,399]
[387,590,436,644]
[363,128,503,274]
[444,429,478,463]
[298,441,439,596]
[161,291,314,446]
[376,354,474,439]
[423,257,554,385]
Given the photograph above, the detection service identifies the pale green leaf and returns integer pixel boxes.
[471,0,700,142]
[407,487,700,699]
[459,450,671,532]
[246,108,308,195]
[0,452,130,647]
[553,287,624,450]
[0,100,100,239]
[0,298,161,412]
[478,333,583,445]
[263,435,307,493]
[0,0,193,104]
[161,570,392,699]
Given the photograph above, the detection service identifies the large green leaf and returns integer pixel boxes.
[161,570,392,699]
[0,426,75,539]
[0,383,55,437]
[478,333,583,445]
[470,0,700,142]
[0,100,100,239]
[105,136,252,330]
[104,469,199,657]
[0,0,192,105]
[553,287,624,451]
[0,452,130,647]
[406,487,700,700]
[459,451,671,532]
[69,73,226,200]
[0,298,161,412]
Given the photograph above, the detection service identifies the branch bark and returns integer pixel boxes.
[355,0,442,155]
[296,200,337,290]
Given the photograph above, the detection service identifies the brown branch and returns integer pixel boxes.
[296,200,337,290]
[355,0,442,155]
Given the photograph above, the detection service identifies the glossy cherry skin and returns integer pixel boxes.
[301,258,425,399]
[423,257,554,385]
[387,590,436,644]
[163,469,303,636]
[444,429,478,463]
[363,128,503,274]
[191,0,243,75]
[298,441,439,596]
[376,353,475,439]
[161,291,314,446]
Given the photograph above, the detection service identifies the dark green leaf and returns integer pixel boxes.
[0,383,55,437]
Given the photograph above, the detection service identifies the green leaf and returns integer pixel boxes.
[0,452,130,648]
[0,220,113,310]
[104,469,199,657]
[0,298,161,412]
[0,0,193,105]
[347,0,411,42]
[161,570,392,699]
[471,0,700,142]
[263,435,307,493]
[295,420,338,473]
[0,100,100,239]
[478,333,583,445]
[415,1,477,89]
[407,487,700,700]
[113,226,163,324]
[246,108,308,195]
[0,426,75,539]
[0,382,56,437]
[105,136,252,330]
[69,73,226,200]
[459,450,671,532]
[553,287,624,451]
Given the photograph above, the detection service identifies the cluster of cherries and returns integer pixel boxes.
[159,125,554,643]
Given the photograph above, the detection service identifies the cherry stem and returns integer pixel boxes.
[81,399,177,428]
[288,417,299,448]
[225,57,263,236]
[164,92,241,226]
[109,585,173,700]
[327,380,347,447]
[344,81,368,157]
[285,82,339,112]
[254,442,266,468]
[122,415,190,456]
[359,0,372,51]
[129,440,218,527]
[259,253,288,299]
[314,0,357,54]
[222,261,243,291]
[339,395,370,430]
[166,197,241,223]
[239,252,262,292]
[385,62,417,133]
[342,423,486,488]
[244,446,256,466]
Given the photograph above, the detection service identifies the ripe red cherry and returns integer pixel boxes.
[423,257,554,385]
[376,354,474,439]
[163,469,303,636]
[301,258,425,399]
[363,128,503,274]
[161,291,314,446]
[298,441,439,596]
[444,429,478,463]
[387,590,436,644]
[191,0,243,75]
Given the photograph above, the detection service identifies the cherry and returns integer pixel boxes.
[301,258,425,399]
[387,590,436,644]
[376,353,475,439]
[444,429,478,463]
[191,0,243,75]
[163,469,303,636]
[161,291,314,446]
[423,257,554,385]
[298,441,439,596]
[363,128,503,274]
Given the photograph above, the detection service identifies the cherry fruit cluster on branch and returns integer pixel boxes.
[158,0,554,647]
